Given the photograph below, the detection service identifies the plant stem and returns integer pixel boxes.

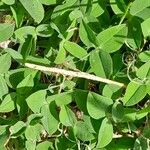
[25,63,125,87]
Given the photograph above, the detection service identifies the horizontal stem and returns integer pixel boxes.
[25,63,125,87]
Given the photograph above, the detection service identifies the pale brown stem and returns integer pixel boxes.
[25,63,125,87]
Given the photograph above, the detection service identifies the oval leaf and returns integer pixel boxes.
[59,105,76,126]
[25,123,43,141]
[96,118,113,148]
[123,82,147,106]
[74,120,95,141]
[15,26,36,42]
[87,92,113,119]
[0,93,16,113]
[54,42,66,64]
[26,90,46,113]
[39,0,56,5]
[139,51,150,62]
[2,0,15,5]
[90,50,113,78]
[96,24,127,53]
[79,20,97,47]
[63,41,87,59]
[41,103,58,135]
[0,23,14,43]
[112,101,124,122]
[9,121,26,137]
[17,74,34,95]
[141,18,150,37]
[36,24,53,37]
[127,17,142,49]
[136,61,150,79]
[19,0,44,23]
[36,141,53,150]
[0,75,8,99]
[0,53,11,74]
[130,0,150,16]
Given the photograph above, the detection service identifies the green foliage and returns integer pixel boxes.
[0,0,150,149]
[0,23,14,42]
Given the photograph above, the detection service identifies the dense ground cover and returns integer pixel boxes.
[0,0,150,149]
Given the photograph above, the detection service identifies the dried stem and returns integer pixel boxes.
[25,63,125,87]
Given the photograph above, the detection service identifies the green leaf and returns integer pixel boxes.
[9,121,26,137]
[110,0,125,14]
[10,3,24,28]
[143,126,150,139]
[138,105,150,114]
[0,125,8,136]
[39,0,56,5]
[5,68,27,89]
[63,41,87,59]
[96,118,113,148]
[16,94,28,119]
[90,0,104,17]
[141,18,150,37]
[74,120,95,141]
[102,84,122,99]
[47,91,73,106]
[139,51,150,62]
[123,82,147,106]
[25,123,43,141]
[130,0,150,17]
[96,24,127,53]
[17,74,34,95]
[112,53,123,75]
[51,0,77,19]
[87,92,113,119]
[63,80,75,90]
[25,140,36,150]
[18,35,34,60]
[19,0,44,23]
[0,133,8,150]
[79,0,92,15]
[147,83,150,95]
[2,0,15,5]
[74,89,88,114]
[0,23,14,43]
[26,56,50,66]
[90,50,113,78]
[54,42,66,64]
[0,75,8,99]
[36,141,53,150]
[36,24,53,37]
[112,101,124,122]
[59,105,76,126]
[106,137,135,149]
[127,17,142,49]
[27,114,43,125]
[5,48,23,63]
[54,135,77,150]
[136,61,150,79]
[26,90,46,113]
[41,102,58,135]
[15,26,36,42]
[0,53,11,74]
[66,19,76,40]
[79,20,97,47]
[69,9,83,20]
[0,93,16,113]
[134,136,149,150]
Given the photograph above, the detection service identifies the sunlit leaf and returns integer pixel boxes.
[123,82,147,106]
[96,118,113,148]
